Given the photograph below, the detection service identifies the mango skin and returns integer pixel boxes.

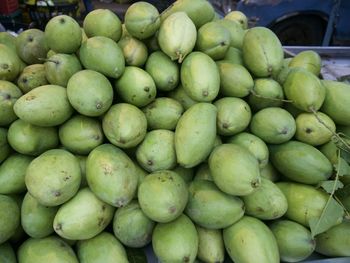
[223,216,279,263]
[175,103,217,168]
[17,236,79,263]
[13,84,73,127]
[215,19,245,49]
[0,44,22,81]
[118,36,148,67]
[17,64,48,93]
[270,140,332,184]
[0,194,20,244]
[185,180,244,229]
[242,27,283,77]
[289,50,322,76]
[0,128,10,164]
[167,84,197,110]
[53,188,115,240]
[196,226,225,263]
[0,80,22,126]
[0,242,16,263]
[77,232,128,263]
[152,214,198,263]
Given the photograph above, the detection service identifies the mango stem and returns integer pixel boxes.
[250,90,293,103]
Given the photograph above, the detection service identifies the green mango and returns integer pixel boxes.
[321,80,350,125]
[83,9,122,42]
[181,51,220,102]
[217,61,254,97]
[209,143,261,196]
[242,178,287,220]
[0,44,22,81]
[138,170,188,223]
[227,132,269,169]
[53,188,114,240]
[158,12,197,62]
[167,84,197,110]
[273,57,292,85]
[152,214,198,263]
[142,97,184,130]
[77,155,88,188]
[0,32,16,52]
[283,68,325,112]
[270,219,315,262]
[284,101,303,118]
[270,141,332,184]
[136,129,176,172]
[214,97,251,136]
[243,27,283,77]
[316,220,350,257]
[250,107,296,144]
[196,21,230,60]
[185,180,244,229]
[222,47,243,65]
[0,154,33,194]
[289,50,322,76]
[0,128,10,164]
[102,103,147,148]
[196,226,225,263]
[8,119,58,156]
[17,64,48,93]
[77,232,128,263]
[260,161,280,182]
[86,144,138,207]
[248,78,284,111]
[115,66,156,107]
[14,84,73,127]
[25,149,81,206]
[194,163,213,181]
[21,192,58,238]
[0,80,22,126]
[172,165,195,184]
[118,36,148,67]
[145,51,179,91]
[59,115,104,155]
[277,182,343,227]
[161,0,214,28]
[113,200,155,248]
[44,15,82,54]
[215,19,245,49]
[295,111,336,146]
[17,236,78,263]
[124,2,160,39]
[143,32,160,52]
[67,70,113,117]
[175,103,217,168]
[223,216,279,263]
[16,29,48,64]
[79,36,125,78]
[0,242,16,263]
[225,11,248,29]
[0,194,20,244]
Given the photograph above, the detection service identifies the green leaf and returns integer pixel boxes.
[335,157,350,177]
[318,180,344,194]
[336,184,350,199]
[340,149,350,163]
[308,197,344,237]
[126,247,148,263]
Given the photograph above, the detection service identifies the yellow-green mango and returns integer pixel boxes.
[0,242,16,263]
[225,11,248,29]
[223,216,279,263]
[0,194,20,244]
[138,170,188,223]
[273,57,292,85]
[316,220,350,257]
[0,154,33,194]
[270,141,332,184]
[152,214,198,263]
[215,19,245,49]
[270,219,315,262]
[172,165,194,184]
[118,35,148,67]
[17,64,48,93]
[0,32,16,52]
[0,128,10,164]
[283,68,325,112]
[228,132,268,168]
[242,27,284,77]
[167,84,197,110]
[17,236,78,263]
[214,97,251,136]
[8,119,58,156]
[113,200,155,248]
[0,44,21,81]
[196,21,231,60]
[175,103,217,168]
[250,107,296,144]
[14,85,73,127]
[321,80,350,125]
[289,50,322,76]
[181,52,220,102]
[277,182,343,227]
[158,12,196,62]
[194,163,213,181]
[21,192,58,238]
[196,226,225,263]
[260,161,280,182]
[222,47,243,65]
[53,188,114,240]
[86,144,138,207]
[209,144,261,196]
[0,80,22,126]
[185,180,244,229]
[25,149,81,206]
[77,232,128,263]
[242,178,287,220]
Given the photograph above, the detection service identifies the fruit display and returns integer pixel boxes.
[1,0,350,262]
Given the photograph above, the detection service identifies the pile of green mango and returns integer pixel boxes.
[1,0,350,262]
